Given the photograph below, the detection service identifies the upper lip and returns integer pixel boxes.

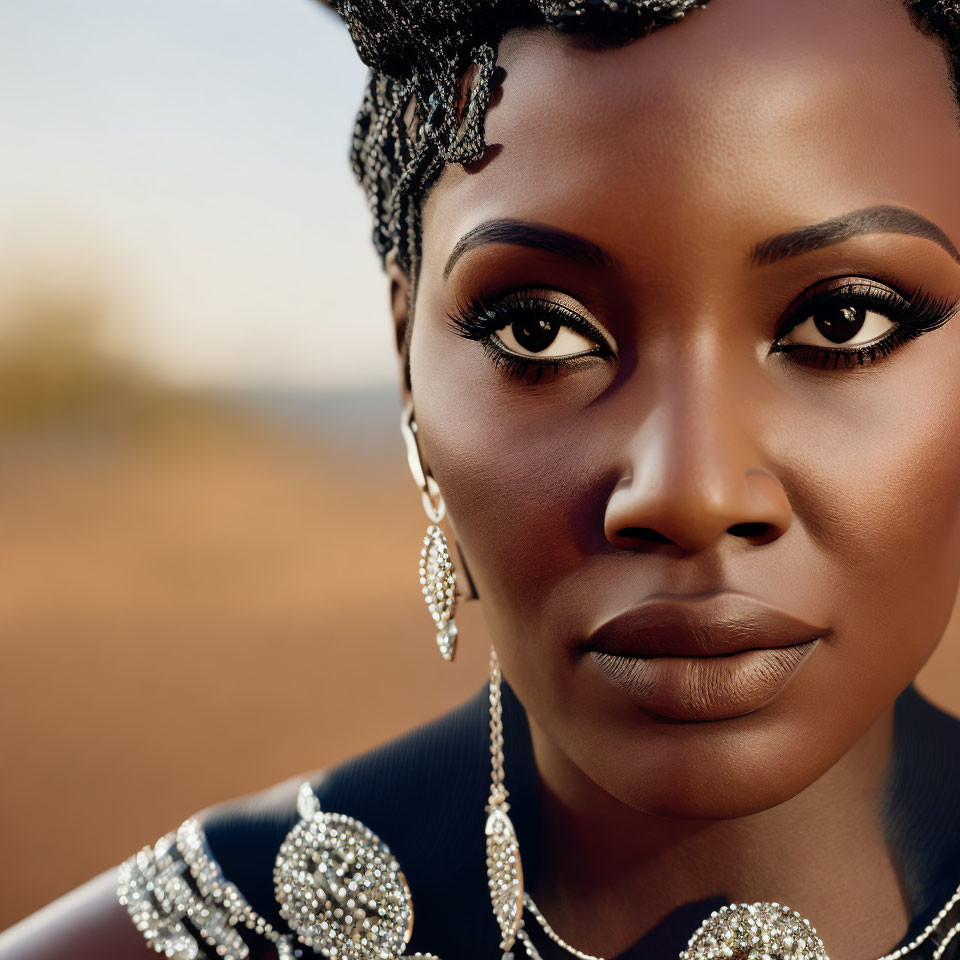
[584,591,830,658]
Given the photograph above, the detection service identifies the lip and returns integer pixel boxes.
[583,592,830,721]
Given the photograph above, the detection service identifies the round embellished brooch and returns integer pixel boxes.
[274,783,429,960]
[680,902,828,960]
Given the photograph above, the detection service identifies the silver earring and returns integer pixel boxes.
[401,403,459,662]
[485,644,525,956]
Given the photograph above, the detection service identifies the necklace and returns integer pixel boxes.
[523,894,603,960]
[483,645,960,960]
[118,646,960,960]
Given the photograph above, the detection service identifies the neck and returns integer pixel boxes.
[525,706,906,960]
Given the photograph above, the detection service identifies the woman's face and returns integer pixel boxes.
[399,0,960,818]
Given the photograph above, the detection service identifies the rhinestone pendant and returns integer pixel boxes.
[681,902,829,960]
[274,786,415,960]
[420,524,458,661]
[485,806,525,949]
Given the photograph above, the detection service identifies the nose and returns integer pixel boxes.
[603,360,792,554]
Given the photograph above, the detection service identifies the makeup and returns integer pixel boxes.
[583,592,829,722]
[447,278,960,380]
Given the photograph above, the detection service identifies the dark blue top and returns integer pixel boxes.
[204,682,960,959]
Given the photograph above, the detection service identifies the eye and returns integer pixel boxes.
[493,304,600,359]
[779,304,894,350]
[771,278,959,369]
[447,288,615,381]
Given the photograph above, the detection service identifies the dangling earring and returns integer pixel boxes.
[401,402,459,662]
[485,644,525,957]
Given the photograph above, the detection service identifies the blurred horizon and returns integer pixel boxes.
[3,0,960,939]
[0,1,488,933]
[0,276,494,932]
[0,0,396,390]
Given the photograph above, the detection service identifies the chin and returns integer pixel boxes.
[601,717,831,819]
[604,734,829,821]
[540,670,886,822]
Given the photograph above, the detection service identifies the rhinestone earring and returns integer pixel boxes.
[485,644,525,957]
[401,402,459,662]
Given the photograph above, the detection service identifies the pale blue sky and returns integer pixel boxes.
[0,0,397,388]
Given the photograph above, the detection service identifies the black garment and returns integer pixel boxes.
[204,682,960,959]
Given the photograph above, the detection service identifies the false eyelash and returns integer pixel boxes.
[447,280,960,383]
[770,280,959,369]
[448,292,609,347]
[447,292,614,382]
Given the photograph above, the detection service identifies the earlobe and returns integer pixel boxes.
[453,536,481,601]
[400,402,481,605]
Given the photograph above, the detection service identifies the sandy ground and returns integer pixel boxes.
[0,415,491,930]
[1,411,959,931]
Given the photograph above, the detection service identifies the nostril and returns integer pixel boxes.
[730,521,769,539]
[614,522,773,548]
[617,527,672,544]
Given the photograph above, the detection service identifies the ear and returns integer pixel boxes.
[385,252,480,604]
[385,249,413,408]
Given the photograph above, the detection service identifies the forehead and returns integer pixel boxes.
[420,0,960,279]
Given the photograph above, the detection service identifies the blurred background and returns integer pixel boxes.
[1,0,959,933]
[0,0,493,930]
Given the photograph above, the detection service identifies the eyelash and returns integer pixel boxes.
[448,294,614,382]
[771,280,956,368]
[447,281,959,381]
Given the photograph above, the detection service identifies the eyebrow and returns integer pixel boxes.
[752,204,960,266]
[442,206,960,280]
[442,218,617,280]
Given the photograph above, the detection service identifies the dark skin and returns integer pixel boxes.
[3,0,960,958]
[392,0,960,956]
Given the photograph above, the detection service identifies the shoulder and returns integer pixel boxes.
[204,679,490,854]
[0,869,159,960]
[0,775,315,960]
[887,685,960,927]
[0,686,492,960]
[200,684,493,948]
[889,682,960,822]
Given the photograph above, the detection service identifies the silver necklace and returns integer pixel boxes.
[483,644,960,960]
[118,648,960,960]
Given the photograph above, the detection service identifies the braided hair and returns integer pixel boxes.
[333,0,960,292]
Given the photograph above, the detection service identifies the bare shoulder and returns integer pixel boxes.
[0,770,322,960]
[0,690,491,960]
[0,869,156,960]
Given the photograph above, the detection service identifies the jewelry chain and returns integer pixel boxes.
[517,926,546,960]
[524,893,605,960]
[875,884,960,960]
[488,646,507,809]
[489,643,960,960]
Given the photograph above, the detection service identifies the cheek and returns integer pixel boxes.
[414,316,960,667]
[408,315,607,627]
[409,294,960,816]
[799,334,960,699]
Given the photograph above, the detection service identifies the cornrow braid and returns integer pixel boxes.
[335,0,960,289]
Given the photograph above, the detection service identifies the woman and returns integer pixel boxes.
[4,0,960,957]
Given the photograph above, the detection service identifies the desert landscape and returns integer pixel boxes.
[1,302,959,930]
[0,300,492,930]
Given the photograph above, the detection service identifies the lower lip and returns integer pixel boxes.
[586,640,820,722]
